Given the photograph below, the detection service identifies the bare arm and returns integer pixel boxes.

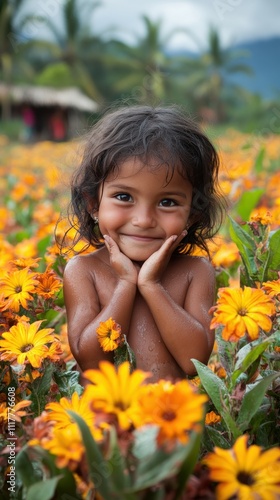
[63,250,137,371]
[138,237,215,376]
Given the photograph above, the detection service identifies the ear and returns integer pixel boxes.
[83,193,98,217]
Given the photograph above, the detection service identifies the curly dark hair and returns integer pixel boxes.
[61,104,226,255]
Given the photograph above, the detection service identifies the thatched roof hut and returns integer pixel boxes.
[0,84,99,141]
[0,84,99,112]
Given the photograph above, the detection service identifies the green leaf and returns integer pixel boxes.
[236,372,280,431]
[30,363,54,416]
[235,189,264,222]
[26,476,62,500]
[174,428,203,499]
[37,235,52,256]
[54,369,83,397]
[105,427,133,494]
[228,217,258,279]
[68,411,113,500]
[16,447,41,487]
[131,430,200,491]
[232,338,273,385]
[266,230,280,273]
[203,425,231,451]
[191,359,241,440]
[114,334,136,371]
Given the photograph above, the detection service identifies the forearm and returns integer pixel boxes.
[139,283,211,375]
[71,280,137,370]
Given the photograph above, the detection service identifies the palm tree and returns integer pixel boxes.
[180,27,253,122]
[106,15,179,105]
[23,0,106,102]
[0,0,36,118]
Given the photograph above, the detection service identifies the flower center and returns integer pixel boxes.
[15,286,22,293]
[21,344,34,352]
[162,410,176,421]
[238,308,248,316]
[237,471,255,486]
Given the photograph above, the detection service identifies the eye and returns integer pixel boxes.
[159,198,177,207]
[114,193,133,202]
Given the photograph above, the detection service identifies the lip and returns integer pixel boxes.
[121,234,162,242]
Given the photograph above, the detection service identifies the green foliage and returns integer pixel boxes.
[229,216,280,285]
[35,63,76,88]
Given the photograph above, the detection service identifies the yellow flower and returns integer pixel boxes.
[0,320,55,368]
[250,210,273,226]
[96,317,124,352]
[210,287,276,341]
[44,425,85,470]
[131,379,207,445]
[262,279,280,300]
[0,268,38,312]
[204,434,280,500]
[46,391,91,428]
[84,361,150,430]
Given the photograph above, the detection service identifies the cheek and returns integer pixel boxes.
[99,205,126,228]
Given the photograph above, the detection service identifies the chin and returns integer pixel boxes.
[124,251,154,262]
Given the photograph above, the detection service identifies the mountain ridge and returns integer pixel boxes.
[170,37,280,100]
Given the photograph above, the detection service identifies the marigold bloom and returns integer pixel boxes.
[210,287,276,341]
[131,379,207,445]
[0,268,38,312]
[13,257,41,269]
[205,411,221,426]
[204,434,280,500]
[46,391,92,428]
[44,425,85,470]
[0,320,55,367]
[35,266,62,299]
[262,279,280,300]
[0,400,31,424]
[96,317,124,352]
[84,361,150,430]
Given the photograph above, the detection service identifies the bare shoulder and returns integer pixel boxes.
[63,248,107,279]
[172,254,215,277]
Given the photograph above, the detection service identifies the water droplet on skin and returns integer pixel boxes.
[148,342,155,352]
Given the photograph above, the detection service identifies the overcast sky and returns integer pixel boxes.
[90,0,280,51]
[25,0,280,52]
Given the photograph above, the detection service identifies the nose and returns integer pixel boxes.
[131,205,156,228]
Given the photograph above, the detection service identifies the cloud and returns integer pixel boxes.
[93,0,280,50]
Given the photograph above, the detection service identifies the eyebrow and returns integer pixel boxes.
[107,183,188,199]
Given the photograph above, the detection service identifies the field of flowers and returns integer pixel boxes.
[0,130,280,499]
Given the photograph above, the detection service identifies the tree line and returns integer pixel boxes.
[0,0,278,128]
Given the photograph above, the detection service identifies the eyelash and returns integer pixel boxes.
[114,193,132,202]
[114,193,179,207]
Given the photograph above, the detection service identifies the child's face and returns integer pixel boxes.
[97,157,193,262]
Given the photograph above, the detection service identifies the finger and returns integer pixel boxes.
[103,234,119,255]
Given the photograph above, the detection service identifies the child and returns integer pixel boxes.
[62,105,225,382]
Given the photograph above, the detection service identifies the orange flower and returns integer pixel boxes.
[96,317,124,352]
[205,411,221,426]
[35,266,62,299]
[0,268,38,312]
[210,287,276,341]
[262,279,280,300]
[0,400,31,424]
[131,379,208,445]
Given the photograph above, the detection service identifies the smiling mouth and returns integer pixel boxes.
[122,234,162,242]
